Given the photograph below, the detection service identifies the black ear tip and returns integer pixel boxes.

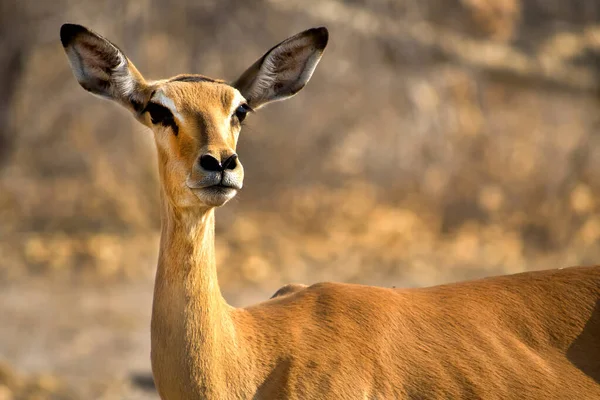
[60,23,89,47]
[311,27,329,49]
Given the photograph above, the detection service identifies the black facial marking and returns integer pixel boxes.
[130,98,145,114]
[144,102,179,135]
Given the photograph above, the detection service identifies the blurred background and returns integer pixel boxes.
[1,0,600,398]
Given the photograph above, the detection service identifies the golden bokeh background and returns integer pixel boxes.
[1,0,600,398]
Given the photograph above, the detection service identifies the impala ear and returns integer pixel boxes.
[232,27,328,110]
[60,23,149,112]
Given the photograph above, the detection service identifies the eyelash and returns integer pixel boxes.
[144,102,179,135]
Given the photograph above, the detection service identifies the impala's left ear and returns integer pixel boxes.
[60,23,150,112]
[232,27,328,110]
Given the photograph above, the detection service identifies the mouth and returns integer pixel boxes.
[204,183,238,193]
[186,170,243,207]
[191,183,239,206]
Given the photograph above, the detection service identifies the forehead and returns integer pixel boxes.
[155,75,244,115]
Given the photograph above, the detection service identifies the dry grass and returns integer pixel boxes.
[0,361,75,400]
[1,0,600,286]
[2,1,600,397]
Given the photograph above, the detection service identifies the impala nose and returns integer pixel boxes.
[222,154,238,170]
[199,153,238,172]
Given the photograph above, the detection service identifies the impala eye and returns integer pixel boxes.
[234,104,251,123]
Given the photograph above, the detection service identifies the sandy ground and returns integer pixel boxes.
[0,277,271,399]
[0,275,278,399]
[1,278,157,399]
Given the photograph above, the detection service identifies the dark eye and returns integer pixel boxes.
[144,102,179,135]
[234,104,251,123]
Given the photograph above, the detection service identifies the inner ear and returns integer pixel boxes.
[232,27,328,110]
[60,23,149,110]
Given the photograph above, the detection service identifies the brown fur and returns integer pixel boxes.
[60,24,600,399]
[271,283,309,299]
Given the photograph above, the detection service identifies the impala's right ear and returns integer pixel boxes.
[60,23,150,112]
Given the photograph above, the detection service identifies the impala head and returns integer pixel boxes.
[60,24,328,209]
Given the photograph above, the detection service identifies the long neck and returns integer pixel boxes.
[156,200,224,311]
[151,195,238,397]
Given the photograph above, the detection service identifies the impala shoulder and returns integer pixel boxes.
[304,282,404,310]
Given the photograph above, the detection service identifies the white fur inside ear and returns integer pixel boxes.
[249,55,277,101]
[112,54,135,97]
[244,38,323,108]
[152,91,184,122]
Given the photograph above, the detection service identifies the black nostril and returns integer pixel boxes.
[200,154,222,172]
[222,154,238,170]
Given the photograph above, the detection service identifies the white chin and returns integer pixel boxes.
[194,187,238,207]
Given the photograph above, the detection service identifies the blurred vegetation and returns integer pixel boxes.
[0,362,75,400]
[2,0,600,398]
[2,0,600,291]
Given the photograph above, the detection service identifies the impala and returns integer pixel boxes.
[60,23,600,399]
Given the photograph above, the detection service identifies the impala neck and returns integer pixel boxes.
[152,193,237,396]
[156,200,225,310]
